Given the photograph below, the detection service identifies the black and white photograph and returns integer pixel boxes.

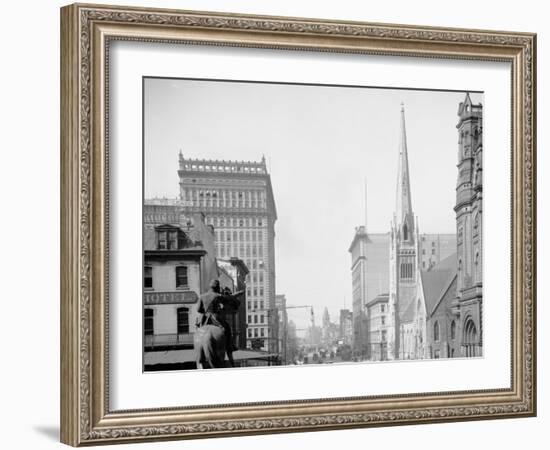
[142,78,483,371]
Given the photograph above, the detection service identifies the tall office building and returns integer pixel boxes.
[177,153,278,352]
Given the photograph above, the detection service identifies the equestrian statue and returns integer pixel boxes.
[194,279,243,369]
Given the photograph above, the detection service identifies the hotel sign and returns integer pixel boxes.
[144,291,199,305]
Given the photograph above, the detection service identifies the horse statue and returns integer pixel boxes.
[194,281,244,369]
[194,324,227,369]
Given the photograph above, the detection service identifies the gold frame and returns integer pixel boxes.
[60,3,537,446]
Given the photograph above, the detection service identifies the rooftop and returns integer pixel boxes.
[178,152,268,175]
[421,253,458,316]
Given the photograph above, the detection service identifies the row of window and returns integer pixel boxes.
[144,265,188,289]
[180,189,267,209]
[206,216,264,228]
[247,314,266,324]
[247,327,267,338]
[180,162,266,174]
[216,229,264,242]
[421,248,437,255]
[247,301,265,311]
[246,287,265,298]
[156,229,186,250]
[144,307,189,335]
[217,243,264,258]
[433,320,457,342]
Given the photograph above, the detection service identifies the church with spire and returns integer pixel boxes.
[386,103,425,360]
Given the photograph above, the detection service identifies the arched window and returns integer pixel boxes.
[433,321,440,342]
[475,252,480,282]
[450,321,456,340]
[463,318,478,357]
[473,214,480,236]
[403,223,408,241]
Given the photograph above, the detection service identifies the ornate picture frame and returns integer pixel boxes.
[60,3,536,446]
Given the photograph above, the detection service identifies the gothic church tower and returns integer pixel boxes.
[387,104,421,360]
[454,93,483,357]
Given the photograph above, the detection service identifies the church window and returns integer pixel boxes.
[403,223,408,240]
[433,321,440,342]
[451,321,456,340]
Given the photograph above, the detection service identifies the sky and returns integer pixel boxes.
[144,78,483,329]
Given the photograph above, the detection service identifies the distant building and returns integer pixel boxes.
[348,228,389,359]
[419,234,457,271]
[338,309,353,346]
[177,154,278,353]
[365,293,389,361]
[275,294,288,364]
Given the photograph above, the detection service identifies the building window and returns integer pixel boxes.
[381,316,385,325]
[144,309,154,335]
[260,315,265,324]
[177,307,189,334]
[247,315,252,323]
[431,248,436,255]
[380,304,385,313]
[400,262,413,279]
[157,230,176,249]
[175,266,188,289]
[254,315,258,324]
[450,320,456,340]
[260,328,265,337]
[156,226,186,250]
[434,349,440,359]
[144,266,153,289]
[254,328,259,337]
[434,321,440,342]
[381,330,387,342]
[403,223,408,240]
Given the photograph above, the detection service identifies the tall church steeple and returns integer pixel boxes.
[387,102,421,360]
[395,103,414,239]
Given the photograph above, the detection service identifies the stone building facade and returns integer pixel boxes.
[453,93,483,357]
[143,207,218,355]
